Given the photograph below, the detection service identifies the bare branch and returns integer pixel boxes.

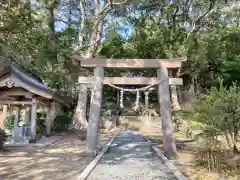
[84,10,110,58]
[187,1,215,39]
[78,0,129,58]
[78,0,87,48]
[55,19,72,26]
[94,0,101,15]
[112,0,129,5]
[99,3,111,15]
[195,2,215,25]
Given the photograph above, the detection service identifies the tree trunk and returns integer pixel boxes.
[169,70,181,111]
[233,125,239,155]
[40,0,58,65]
[157,67,178,159]
[73,0,109,130]
[73,84,88,129]
[182,76,197,107]
[171,86,181,111]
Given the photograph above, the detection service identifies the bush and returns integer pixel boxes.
[4,115,14,130]
[185,82,240,153]
[4,112,46,135]
[0,128,6,149]
[52,113,72,132]
[36,118,46,135]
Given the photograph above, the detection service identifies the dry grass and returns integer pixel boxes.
[138,123,240,180]
[0,129,118,180]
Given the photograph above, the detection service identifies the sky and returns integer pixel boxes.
[54,0,133,41]
[55,18,132,40]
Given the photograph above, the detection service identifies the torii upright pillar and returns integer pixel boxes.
[157,67,177,159]
[86,67,104,156]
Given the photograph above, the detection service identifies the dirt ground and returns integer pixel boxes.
[0,130,118,180]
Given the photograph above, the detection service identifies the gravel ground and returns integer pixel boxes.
[87,131,176,180]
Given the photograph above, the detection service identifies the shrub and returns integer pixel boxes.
[52,113,72,132]
[36,118,46,135]
[4,113,46,135]
[4,115,14,130]
[0,128,6,149]
[185,82,240,154]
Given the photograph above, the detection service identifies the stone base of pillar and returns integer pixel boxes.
[45,134,52,137]
[86,146,102,157]
[29,139,36,143]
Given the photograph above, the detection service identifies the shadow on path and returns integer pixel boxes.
[87,131,177,180]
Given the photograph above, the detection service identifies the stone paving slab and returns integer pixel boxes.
[87,131,177,180]
[3,135,62,152]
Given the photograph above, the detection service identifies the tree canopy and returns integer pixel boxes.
[1,0,238,93]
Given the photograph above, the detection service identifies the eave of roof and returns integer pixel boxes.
[0,63,70,106]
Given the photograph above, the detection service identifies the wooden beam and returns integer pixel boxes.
[0,101,32,105]
[78,77,183,85]
[0,88,32,98]
[76,57,186,69]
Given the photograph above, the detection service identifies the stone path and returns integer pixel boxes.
[87,131,177,180]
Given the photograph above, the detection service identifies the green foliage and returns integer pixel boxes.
[52,113,72,132]
[0,128,6,149]
[0,0,236,103]
[4,115,14,130]
[185,82,240,152]
[1,1,240,135]
[34,112,46,134]
[190,121,203,129]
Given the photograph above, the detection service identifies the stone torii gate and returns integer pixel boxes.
[76,57,186,158]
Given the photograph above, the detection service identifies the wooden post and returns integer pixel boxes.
[0,105,7,128]
[117,90,120,104]
[74,83,88,129]
[51,102,56,121]
[23,106,31,125]
[51,102,61,125]
[30,99,37,140]
[86,67,104,155]
[13,106,20,140]
[46,105,52,136]
[157,67,177,159]
[144,92,149,110]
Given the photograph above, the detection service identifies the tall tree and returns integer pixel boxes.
[73,0,130,129]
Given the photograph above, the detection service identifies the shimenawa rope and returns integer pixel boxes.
[80,76,169,92]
